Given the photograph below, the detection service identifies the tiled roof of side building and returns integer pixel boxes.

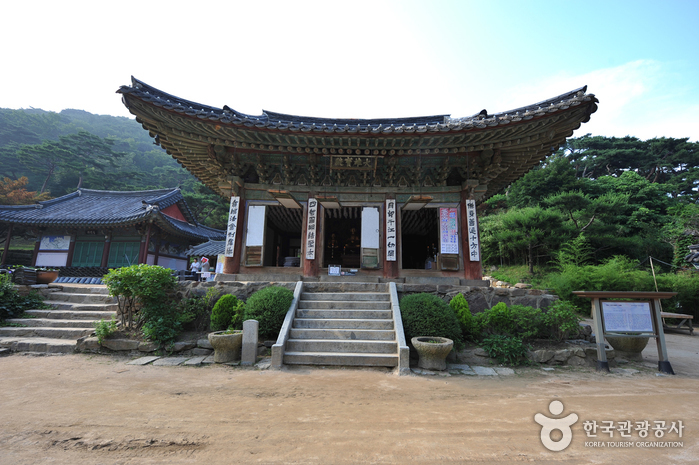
[186,240,225,257]
[0,188,225,242]
[118,77,593,133]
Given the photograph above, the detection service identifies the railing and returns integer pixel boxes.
[389,282,410,374]
[271,280,303,368]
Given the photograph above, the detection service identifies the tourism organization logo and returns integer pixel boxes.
[535,400,579,451]
[534,400,685,451]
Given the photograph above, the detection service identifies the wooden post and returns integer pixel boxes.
[31,232,41,266]
[101,232,111,268]
[1,224,12,266]
[139,223,152,264]
[460,191,483,280]
[153,234,160,266]
[223,188,245,274]
[65,233,76,267]
[591,297,609,372]
[652,297,674,374]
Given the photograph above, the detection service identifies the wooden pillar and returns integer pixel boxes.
[223,188,245,274]
[31,231,41,266]
[383,196,399,279]
[153,234,160,266]
[460,191,483,280]
[139,223,152,264]
[65,232,77,267]
[101,232,111,268]
[1,224,12,266]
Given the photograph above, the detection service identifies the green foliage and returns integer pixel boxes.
[0,273,49,321]
[103,265,179,345]
[481,335,530,366]
[94,317,118,344]
[541,300,581,342]
[210,294,246,331]
[400,293,463,348]
[243,286,294,339]
[177,287,220,332]
[449,293,476,339]
[655,271,699,319]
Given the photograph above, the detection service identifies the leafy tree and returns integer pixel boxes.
[0,177,51,205]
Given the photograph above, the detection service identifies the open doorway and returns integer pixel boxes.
[401,208,439,270]
[244,205,303,267]
[323,207,361,268]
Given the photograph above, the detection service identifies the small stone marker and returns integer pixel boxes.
[127,356,161,366]
[472,366,497,376]
[184,356,207,366]
[153,357,189,366]
[241,319,259,366]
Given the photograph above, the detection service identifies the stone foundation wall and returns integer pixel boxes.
[176,281,296,302]
[395,283,558,313]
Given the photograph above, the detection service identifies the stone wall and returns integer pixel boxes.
[395,283,558,313]
[176,280,296,301]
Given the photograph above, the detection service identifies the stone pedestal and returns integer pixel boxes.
[241,320,259,366]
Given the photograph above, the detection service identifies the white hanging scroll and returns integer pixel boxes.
[385,199,397,261]
[439,207,459,254]
[465,200,480,262]
[305,198,318,260]
[224,196,240,257]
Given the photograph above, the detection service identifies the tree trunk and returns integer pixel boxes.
[528,242,534,274]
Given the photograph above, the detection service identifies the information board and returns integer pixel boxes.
[602,301,654,333]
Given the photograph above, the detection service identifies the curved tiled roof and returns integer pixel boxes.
[118,77,598,201]
[186,240,225,257]
[0,188,225,241]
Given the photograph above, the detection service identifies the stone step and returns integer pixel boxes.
[0,336,76,354]
[4,318,98,328]
[300,292,389,302]
[48,284,110,295]
[43,301,119,312]
[316,276,381,283]
[296,309,392,319]
[298,300,391,310]
[283,351,398,367]
[44,292,117,304]
[24,309,116,320]
[0,327,93,339]
[289,328,395,340]
[293,318,394,330]
[302,282,388,293]
[286,339,397,354]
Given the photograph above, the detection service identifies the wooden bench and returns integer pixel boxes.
[661,312,694,335]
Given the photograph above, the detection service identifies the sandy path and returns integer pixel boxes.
[0,353,697,464]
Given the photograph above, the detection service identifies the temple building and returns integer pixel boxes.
[118,78,598,281]
[0,188,225,272]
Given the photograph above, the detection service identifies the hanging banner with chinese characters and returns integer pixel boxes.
[465,200,480,261]
[224,196,240,257]
[305,198,318,260]
[385,199,397,261]
[439,207,459,255]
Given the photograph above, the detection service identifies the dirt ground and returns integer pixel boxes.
[1,333,697,464]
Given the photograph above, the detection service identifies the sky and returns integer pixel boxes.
[2,0,698,141]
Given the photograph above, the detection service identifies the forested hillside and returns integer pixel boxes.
[0,108,228,228]
[480,134,699,272]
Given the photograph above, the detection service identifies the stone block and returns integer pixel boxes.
[472,366,497,376]
[172,341,196,352]
[490,295,510,307]
[529,349,555,363]
[567,356,588,366]
[494,288,510,296]
[436,285,454,294]
[184,356,207,366]
[514,283,531,289]
[191,348,213,356]
[138,342,159,352]
[538,297,556,310]
[527,289,544,296]
[553,349,572,362]
[103,339,140,351]
[241,319,259,366]
[493,367,515,375]
[465,292,489,314]
[510,289,527,297]
[197,338,213,349]
[153,357,188,366]
[127,356,160,365]
[402,284,437,293]
[474,348,489,357]
[80,337,101,351]
[513,296,539,308]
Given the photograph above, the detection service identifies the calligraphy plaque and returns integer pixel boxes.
[465,200,480,262]
[224,196,240,257]
[306,198,318,260]
[385,199,397,261]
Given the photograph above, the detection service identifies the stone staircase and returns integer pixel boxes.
[0,284,117,354]
[283,282,400,367]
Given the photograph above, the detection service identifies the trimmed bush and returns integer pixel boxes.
[449,293,476,339]
[542,300,581,342]
[400,293,462,347]
[210,294,246,331]
[243,286,294,339]
[482,335,530,366]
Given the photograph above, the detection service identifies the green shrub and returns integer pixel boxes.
[178,287,221,332]
[482,335,530,366]
[243,286,294,339]
[474,302,514,337]
[474,302,543,341]
[449,293,476,339]
[542,300,581,342]
[508,304,544,340]
[0,273,49,321]
[94,317,118,344]
[210,294,246,331]
[400,293,462,348]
